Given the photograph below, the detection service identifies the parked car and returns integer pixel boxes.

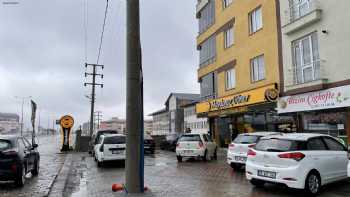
[176,133,217,162]
[144,135,155,154]
[94,134,126,167]
[227,132,280,170]
[0,135,40,186]
[90,129,118,156]
[160,134,180,151]
[246,133,348,196]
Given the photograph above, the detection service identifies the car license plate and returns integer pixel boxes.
[183,150,193,154]
[258,170,276,179]
[235,156,247,162]
[112,150,122,154]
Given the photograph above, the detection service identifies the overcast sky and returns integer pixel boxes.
[0,0,199,130]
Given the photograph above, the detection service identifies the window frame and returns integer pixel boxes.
[225,68,236,90]
[222,0,233,9]
[250,55,266,82]
[249,6,263,34]
[224,26,234,49]
[322,137,347,151]
[306,137,327,151]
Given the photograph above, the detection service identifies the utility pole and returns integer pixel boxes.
[94,111,102,130]
[126,0,144,193]
[84,63,104,138]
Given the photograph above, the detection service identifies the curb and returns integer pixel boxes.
[45,154,72,197]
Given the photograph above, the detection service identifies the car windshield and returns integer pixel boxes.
[0,139,12,151]
[103,136,126,144]
[255,138,300,152]
[233,135,260,144]
[179,135,201,142]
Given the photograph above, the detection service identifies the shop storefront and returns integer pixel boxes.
[278,85,350,145]
[197,84,293,147]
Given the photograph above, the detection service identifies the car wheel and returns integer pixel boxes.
[177,156,182,162]
[305,171,321,196]
[15,165,26,187]
[31,159,40,176]
[97,161,103,168]
[202,150,208,161]
[212,148,217,160]
[250,179,265,188]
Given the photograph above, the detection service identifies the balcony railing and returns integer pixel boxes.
[286,59,327,86]
[284,0,321,25]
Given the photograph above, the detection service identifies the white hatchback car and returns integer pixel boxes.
[246,133,348,196]
[176,133,217,162]
[227,132,279,170]
[94,134,126,167]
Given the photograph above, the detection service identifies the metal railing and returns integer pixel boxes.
[285,0,321,24]
[288,59,326,85]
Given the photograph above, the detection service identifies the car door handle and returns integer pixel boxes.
[313,157,320,160]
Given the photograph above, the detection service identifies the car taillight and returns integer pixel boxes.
[278,152,305,161]
[2,149,17,156]
[198,142,204,148]
[248,144,256,148]
[229,144,235,149]
[11,163,17,173]
[100,144,104,152]
[247,149,256,157]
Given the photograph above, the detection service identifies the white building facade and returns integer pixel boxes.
[183,103,209,134]
[0,113,20,134]
[278,0,350,144]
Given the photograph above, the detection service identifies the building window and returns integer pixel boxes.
[223,0,233,8]
[225,68,236,90]
[200,72,217,100]
[198,0,215,34]
[251,55,265,82]
[289,0,311,22]
[199,35,216,67]
[224,26,234,48]
[292,32,320,84]
[249,7,263,34]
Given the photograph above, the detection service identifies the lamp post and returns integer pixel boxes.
[14,96,32,136]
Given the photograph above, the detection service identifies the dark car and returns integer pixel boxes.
[160,134,180,152]
[90,130,118,156]
[144,135,155,154]
[0,135,40,186]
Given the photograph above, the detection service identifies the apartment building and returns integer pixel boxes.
[0,112,20,134]
[150,93,200,136]
[195,0,283,147]
[183,101,209,134]
[277,0,350,144]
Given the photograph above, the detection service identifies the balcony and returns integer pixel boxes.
[282,0,322,35]
[196,0,209,15]
[285,59,328,92]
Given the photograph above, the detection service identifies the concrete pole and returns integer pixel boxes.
[89,66,96,138]
[125,0,144,193]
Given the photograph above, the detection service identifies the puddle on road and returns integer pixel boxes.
[71,169,88,197]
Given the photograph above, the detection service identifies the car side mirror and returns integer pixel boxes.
[32,144,38,149]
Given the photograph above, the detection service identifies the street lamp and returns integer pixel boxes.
[14,96,32,136]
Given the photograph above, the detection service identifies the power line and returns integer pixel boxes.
[97,0,110,64]
[83,0,88,63]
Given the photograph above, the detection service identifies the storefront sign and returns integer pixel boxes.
[196,84,278,114]
[278,85,350,113]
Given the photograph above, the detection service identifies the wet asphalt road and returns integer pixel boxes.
[0,135,66,197]
[83,150,350,197]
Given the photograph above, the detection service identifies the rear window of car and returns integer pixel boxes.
[103,136,126,144]
[255,138,300,152]
[179,135,201,142]
[0,140,12,151]
[233,135,260,144]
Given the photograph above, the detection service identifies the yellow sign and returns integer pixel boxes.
[196,84,278,114]
[60,115,74,129]
[59,115,74,152]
